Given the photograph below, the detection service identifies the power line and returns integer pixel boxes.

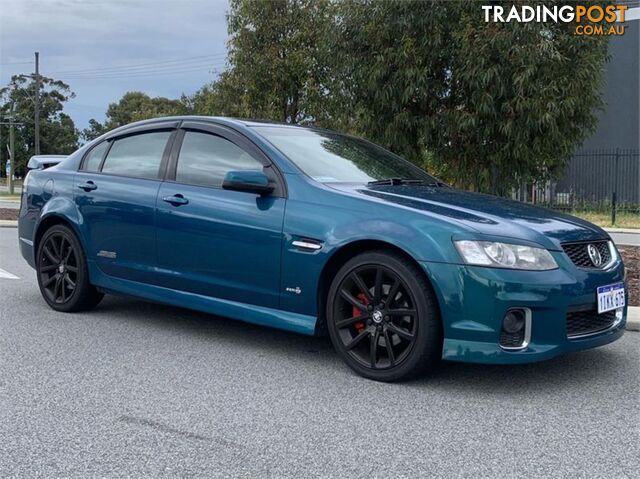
[47,53,227,75]
[49,53,227,75]
[62,66,223,80]
[65,103,113,110]
[62,67,223,81]
[61,61,225,78]
[60,62,226,80]
[0,60,33,66]
[62,69,222,80]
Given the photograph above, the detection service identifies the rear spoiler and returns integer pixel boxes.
[27,155,67,170]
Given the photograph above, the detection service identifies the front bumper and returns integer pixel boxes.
[421,252,627,364]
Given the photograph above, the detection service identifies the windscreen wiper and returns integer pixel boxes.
[367,178,446,187]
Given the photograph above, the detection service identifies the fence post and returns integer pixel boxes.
[611,148,619,226]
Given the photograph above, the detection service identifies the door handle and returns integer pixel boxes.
[78,181,97,191]
[162,194,189,206]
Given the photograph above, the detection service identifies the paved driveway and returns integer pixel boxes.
[0,228,638,478]
[0,199,20,210]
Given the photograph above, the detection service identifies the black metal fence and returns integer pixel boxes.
[516,149,639,223]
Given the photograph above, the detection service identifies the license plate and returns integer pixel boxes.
[597,282,625,314]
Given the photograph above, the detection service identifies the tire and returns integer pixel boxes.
[326,250,441,382]
[36,224,104,312]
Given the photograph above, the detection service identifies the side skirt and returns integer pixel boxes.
[88,261,317,336]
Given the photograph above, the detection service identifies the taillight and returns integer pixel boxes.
[20,172,30,209]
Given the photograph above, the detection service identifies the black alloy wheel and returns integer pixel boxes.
[39,231,79,304]
[36,224,104,312]
[327,250,441,382]
[334,264,417,368]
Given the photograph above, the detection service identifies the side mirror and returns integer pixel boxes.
[222,170,274,195]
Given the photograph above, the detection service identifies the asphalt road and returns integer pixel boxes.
[0,227,638,478]
[611,232,640,247]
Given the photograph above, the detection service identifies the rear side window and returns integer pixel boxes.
[175,131,263,187]
[83,141,109,172]
[101,131,171,179]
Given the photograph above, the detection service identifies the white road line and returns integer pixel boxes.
[0,268,19,280]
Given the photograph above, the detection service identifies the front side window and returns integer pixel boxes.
[253,126,437,184]
[175,131,263,187]
[101,131,171,179]
[82,141,109,172]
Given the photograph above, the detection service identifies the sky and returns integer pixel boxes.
[0,0,230,131]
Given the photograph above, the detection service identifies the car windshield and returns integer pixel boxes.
[252,126,437,184]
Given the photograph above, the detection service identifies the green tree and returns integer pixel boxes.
[224,0,332,123]
[83,91,187,140]
[185,71,246,117]
[81,118,108,142]
[0,74,79,177]
[332,0,609,192]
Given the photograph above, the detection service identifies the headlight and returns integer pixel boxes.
[454,240,558,270]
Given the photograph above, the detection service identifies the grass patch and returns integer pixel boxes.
[0,193,20,200]
[0,180,23,187]
[569,211,640,229]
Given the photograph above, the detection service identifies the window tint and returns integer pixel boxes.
[175,131,263,187]
[83,141,109,172]
[101,131,171,179]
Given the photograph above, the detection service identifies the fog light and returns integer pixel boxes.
[503,310,526,334]
[615,308,623,321]
[500,308,531,350]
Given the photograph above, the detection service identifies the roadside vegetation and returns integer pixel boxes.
[571,211,640,229]
[0,179,22,187]
[618,246,639,306]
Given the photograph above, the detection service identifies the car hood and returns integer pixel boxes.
[330,184,608,250]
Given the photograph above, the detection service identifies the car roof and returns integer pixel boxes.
[106,116,318,136]
[81,116,318,176]
[113,115,303,129]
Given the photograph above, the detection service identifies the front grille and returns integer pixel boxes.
[562,240,611,269]
[566,309,618,338]
[499,329,525,348]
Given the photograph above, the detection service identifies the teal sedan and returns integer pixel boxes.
[18,117,627,381]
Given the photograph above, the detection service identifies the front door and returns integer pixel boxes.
[154,125,286,309]
[74,128,174,283]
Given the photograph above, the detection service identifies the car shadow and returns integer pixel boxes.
[421,347,628,392]
[94,294,335,355]
[92,295,633,392]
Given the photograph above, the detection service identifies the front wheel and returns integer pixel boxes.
[36,224,104,312]
[327,251,441,382]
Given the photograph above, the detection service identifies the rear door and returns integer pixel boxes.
[154,122,286,308]
[74,125,176,283]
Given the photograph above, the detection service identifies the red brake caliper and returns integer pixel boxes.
[353,293,368,334]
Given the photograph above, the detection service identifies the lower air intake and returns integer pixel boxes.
[499,329,526,348]
[566,309,618,338]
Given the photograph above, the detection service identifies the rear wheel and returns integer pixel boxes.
[327,250,441,382]
[36,224,103,312]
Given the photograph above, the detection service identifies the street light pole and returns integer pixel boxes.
[0,112,2,183]
[0,115,25,196]
[8,105,15,195]
[34,51,40,155]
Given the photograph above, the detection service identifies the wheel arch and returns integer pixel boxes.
[315,239,437,335]
[34,214,83,262]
